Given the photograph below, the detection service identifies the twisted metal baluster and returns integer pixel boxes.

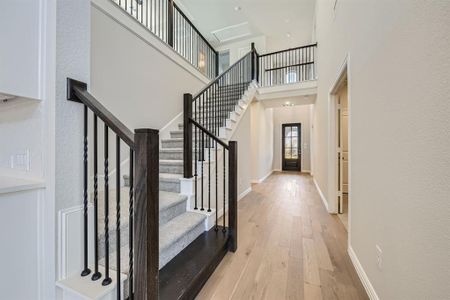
[128,149,134,299]
[81,105,91,277]
[102,125,112,286]
[92,115,101,281]
[116,135,121,299]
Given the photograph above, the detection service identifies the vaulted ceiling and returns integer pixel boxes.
[176,0,316,52]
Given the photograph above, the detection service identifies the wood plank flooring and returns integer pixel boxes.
[196,172,368,300]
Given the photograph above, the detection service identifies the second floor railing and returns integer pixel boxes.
[111,0,218,79]
[257,43,317,87]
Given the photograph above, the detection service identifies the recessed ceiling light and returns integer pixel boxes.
[234,6,242,11]
[286,32,292,38]
[285,18,290,23]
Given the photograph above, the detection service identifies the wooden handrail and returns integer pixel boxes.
[67,78,135,148]
[259,43,317,57]
[265,61,314,72]
[192,50,254,101]
[173,2,217,56]
[189,118,229,149]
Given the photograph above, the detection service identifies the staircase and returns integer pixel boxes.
[56,38,316,298]
[57,70,251,300]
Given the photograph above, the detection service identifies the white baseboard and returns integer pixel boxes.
[251,170,273,184]
[159,111,183,134]
[302,169,311,173]
[313,177,329,212]
[348,246,379,300]
[238,187,252,201]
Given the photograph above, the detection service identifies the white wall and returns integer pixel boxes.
[55,0,90,212]
[216,35,266,65]
[0,0,56,299]
[313,1,450,298]
[230,105,252,197]
[250,101,273,181]
[272,104,311,172]
[90,2,208,131]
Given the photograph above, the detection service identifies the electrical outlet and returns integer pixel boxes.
[376,244,383,270]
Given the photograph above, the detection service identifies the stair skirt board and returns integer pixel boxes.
[159,227,230,300]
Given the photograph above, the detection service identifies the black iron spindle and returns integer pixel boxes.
[194,93,198,210]
[92,115,101,281]
[222,147,226,232]
[129,149,134,300]
[215,140,218,230]
[81,105,91,277]
[116,135,122,299]
[208,135,211,212]
[201,94,204,211]
[102,125,112,286]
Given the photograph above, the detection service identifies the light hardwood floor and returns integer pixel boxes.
[196,172,368,300]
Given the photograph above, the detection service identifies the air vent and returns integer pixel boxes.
[211,22,252,44]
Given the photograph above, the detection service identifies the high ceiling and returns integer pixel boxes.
[176,0,316,52]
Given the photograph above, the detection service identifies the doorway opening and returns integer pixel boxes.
[328,58,350,233]
[282,123,301,171]
[336,82,349,230]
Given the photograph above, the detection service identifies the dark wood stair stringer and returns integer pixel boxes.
[159,227,230,300]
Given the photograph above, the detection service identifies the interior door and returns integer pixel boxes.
[337,85,349,214]
[282,123,301,171]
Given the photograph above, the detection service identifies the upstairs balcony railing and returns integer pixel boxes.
[111,0,218,79]
[257,43,317,87]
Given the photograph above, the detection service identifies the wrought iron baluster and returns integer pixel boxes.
[102,125,112,286]
[116,136,122,299]
[129,149,134,300]
[92,115,101,281]
[81,105,91,277]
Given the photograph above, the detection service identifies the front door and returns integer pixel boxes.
[282,123,301,171]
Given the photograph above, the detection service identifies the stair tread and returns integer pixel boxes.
[96,190,186,221]
[100,211,206,273]
[160,159,183,165]
[160,173,183,182]
[160,191,187,212]
[160,212,206,252]
[160,148,183,152]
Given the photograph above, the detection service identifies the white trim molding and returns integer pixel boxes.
[239,187,252,201]
[251,170,273,184]
[313,177,329,212]
[348,246,380,300]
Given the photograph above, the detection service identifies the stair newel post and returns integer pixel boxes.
[215,51,219,77]
[167,0,174,47]
[134,129,159,300]
[251,42,256,82]
[228,141,238,252]
[184,93,193,178]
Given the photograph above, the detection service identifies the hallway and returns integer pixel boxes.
[196,172,368,300]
